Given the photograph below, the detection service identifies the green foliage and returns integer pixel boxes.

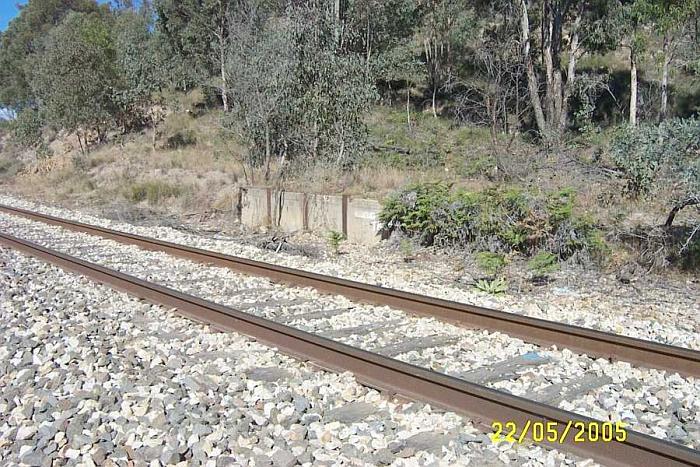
[0,0,105,110]
[380,182,606,261]
[223,3,377,172]
[474,277,508,295]
[11,109,43,148]
[475,252,506,275]
[527,251,560,275]
[112,10,167,130]
[29,12,119,137]
[327,230,346,255]
[161,113,197,149]
[128,180,184,205]
[399,238,415,260]
[154,0,236,89]
[610,118,700,197]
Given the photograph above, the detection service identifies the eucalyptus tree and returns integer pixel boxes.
[516,0,617,141]
[224,1,376,181]
[154,0,240,111]
[0,0,105,111]
[29,11,120,152]
[417,0,475,118]
[645,0,700,119]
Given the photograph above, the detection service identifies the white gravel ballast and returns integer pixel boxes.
[0,209,698,452]
[0,247,593,466]
[0,194,697,351]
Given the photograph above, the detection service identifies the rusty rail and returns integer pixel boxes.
[1,231,698,467]
[0,203,699,378]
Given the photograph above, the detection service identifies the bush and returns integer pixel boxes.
[527,251,559,275]
[327,230,346,255]
[379,182,606,262]
[475,252,506,275]
[11,109,43,148]
[161,113,197,149]
[128,181,183,205]
[609,118,700,198]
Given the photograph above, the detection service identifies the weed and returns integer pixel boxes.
[475,252,507,276]
[327,230,346,255]
[128,181,184,205]
[399,238,415,262]
[527,251,559,275]
[474,277,508,295]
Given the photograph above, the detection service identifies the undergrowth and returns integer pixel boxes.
[379,182,607,263]
[128,180,185,205]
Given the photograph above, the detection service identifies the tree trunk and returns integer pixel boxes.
[221,43,229,112]
[519,0,547,136]
[406,86,412,129]
[334,0,342,47]
[629,48,638,127]
[542,2,556,129]
[660,33,670,121]
[665,195,699,227]
[77,133,85,155]
[432,86,437,118]
[264,125,271,181]
[560,13,581,132]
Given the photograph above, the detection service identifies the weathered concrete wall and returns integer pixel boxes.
[241,187,269,228]
[275,191,305,232]
[347,198,382,244]
[240,187,382,245]
[307,194,343,233]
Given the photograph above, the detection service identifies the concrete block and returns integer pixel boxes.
[241,187,269,228]
[307,194,344,233]
[275,191,305,232]
[347,198,382,244]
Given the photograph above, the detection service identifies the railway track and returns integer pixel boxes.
[0,203,698,378]
[0,205,699,466]
[1,231,698,466]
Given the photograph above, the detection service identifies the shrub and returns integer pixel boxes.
[475,252,506,275]
[327,230,346,255]
[128,181,183,205]
[161,113,197,149]
[379,182,606,262]
[527,251,559,275]
[11,109,43,148]
[609,118,699,198]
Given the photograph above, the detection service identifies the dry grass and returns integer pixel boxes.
[0,104,689,266]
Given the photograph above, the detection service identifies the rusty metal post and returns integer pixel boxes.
[266,188,272,227]
[341,194,348,237]
[302,193,309,231]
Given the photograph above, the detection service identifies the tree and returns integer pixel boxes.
[450,1,528,143]
[29,12,120,152]
[417,0,474,118]
[223,1,376,182]
[517,0,616,140]
[0,0,105,111]
[644,0,700,120]
[113,9,168,133]
[154,0,239,110]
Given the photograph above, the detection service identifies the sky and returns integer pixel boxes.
[0,1,25,32]
[0,0,120,32]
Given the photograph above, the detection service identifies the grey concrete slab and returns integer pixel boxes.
[459,352,551,384]
[531,373,613,405]
[372,335,459,357]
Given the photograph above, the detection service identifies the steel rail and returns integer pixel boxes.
[0,232,698,467]
[1,204,698,378]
